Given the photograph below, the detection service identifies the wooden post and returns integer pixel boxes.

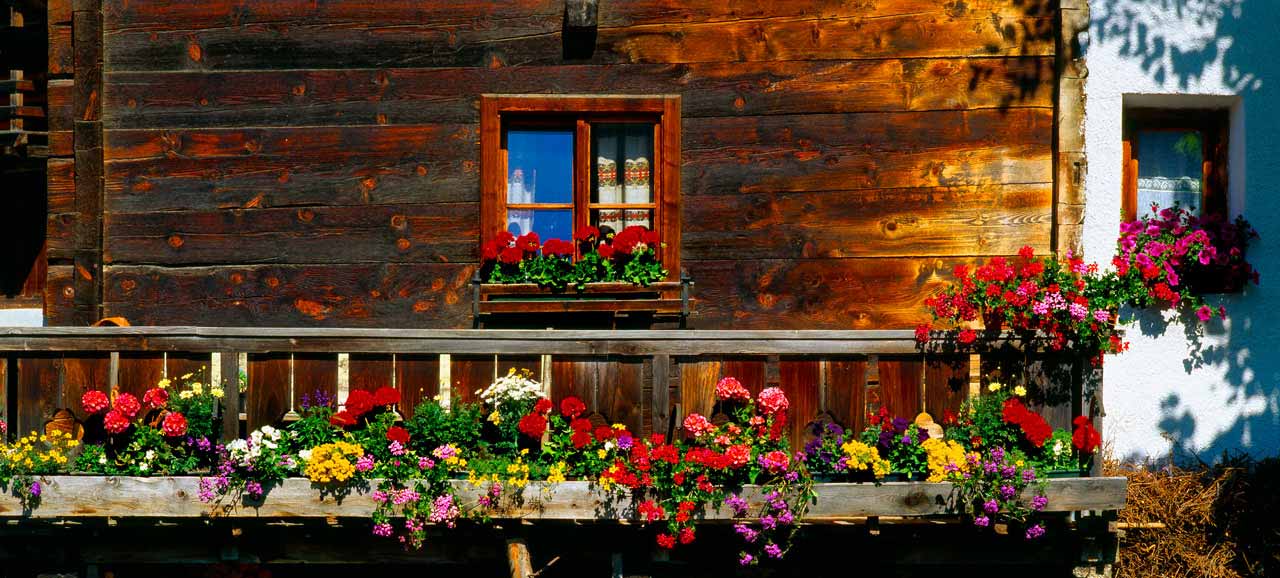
[219,350,240,441]
[651,354,670,436]
[506,537,533,578]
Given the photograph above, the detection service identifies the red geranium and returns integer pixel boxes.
[498,246,524,264]
[329,410,357,427]
[344,389,376,417]
[481,240,500,261]
[714,377,750,402]
[571,430,593,448]
[373,386,401,407]
[656,534,676,549]
[1072,416,1101,454]
[594,425,615,443]
[533,397,552,415]
[516,232,540,253]
[570,417,592,432]
[914,323,932,344]
[143,387,169,409]
[541,238,574,257]
[103,409,130,434]
[113,393,142,420]
[597,243,615,259]
[560,396,586,419]
[518,413,548,439]
[82,390,110,415]
[574,226,600,242]
[161,412,188,437]
[386,425,411,444]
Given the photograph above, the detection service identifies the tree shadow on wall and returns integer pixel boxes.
[1095,0,1279,462]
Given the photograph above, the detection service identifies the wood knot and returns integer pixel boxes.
[733,96,745,110]
[187,42,203,63]
[167,234,184,249]
[62,286,74,298]
[390,215,407,229]
[266,277,280,288]
[292,84,306,96]
[229,273,244,285]
[396,238,411,251]
[415,165,428,176]
[120,279,137,292]
[296,209,315,222]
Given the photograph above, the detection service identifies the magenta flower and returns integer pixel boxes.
[1196,305,1213,322]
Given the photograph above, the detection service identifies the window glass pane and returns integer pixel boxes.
[507,209,573,243]
[592,123,654,233]
[1137,130,1203,218]
[507,129,573,205]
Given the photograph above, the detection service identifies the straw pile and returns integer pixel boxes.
[1108,454,1279,578]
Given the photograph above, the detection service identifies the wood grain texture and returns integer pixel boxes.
[551,357,645,434]
[826,359,868,432]
[924,357,969,418]
[683,109,1052,196]
[104,203,478,265]
[0,476,1125,519]
[877,358,923,417]
[395,355,440,418]
[684,184,1052,259]
[779,360,821,450]
[102,264,476,327]
[102,6,1052,71]
[247,354,290,429]
[102,58,1053,129]
[103,125,478,213]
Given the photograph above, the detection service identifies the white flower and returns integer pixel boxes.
[298,449,313,463]
[138,463,149,472]
[145,450,155,461]
[98,455,107,465]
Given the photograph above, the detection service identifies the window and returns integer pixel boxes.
[480,95,681,280]
[1122,108,1229,221]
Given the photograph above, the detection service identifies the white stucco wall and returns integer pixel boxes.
[1084,0,1279,461]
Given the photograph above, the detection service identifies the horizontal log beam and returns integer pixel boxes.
[0,477,1126,519]
[0,326,1003,355]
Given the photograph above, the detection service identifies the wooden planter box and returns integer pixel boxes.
[0,476,1126,520]
[473,275,694,327]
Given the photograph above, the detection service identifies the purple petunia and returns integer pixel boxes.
[1031,495,1049,512]
[1025,523,1046,539]
[983,499,1000,514]
[764,543,783,559]
[974,515,991,528]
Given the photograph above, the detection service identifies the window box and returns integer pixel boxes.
[472,272,694,326]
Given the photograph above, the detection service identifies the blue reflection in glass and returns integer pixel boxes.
[507,209,573,243]
[507,129,573,205]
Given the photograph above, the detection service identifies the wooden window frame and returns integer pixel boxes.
[480,94,681,282]
[1122,108,1229,222]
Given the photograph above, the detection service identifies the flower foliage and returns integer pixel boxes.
[917,246,1127,360]
[481,225,667,290]
[1107,205,1258,321]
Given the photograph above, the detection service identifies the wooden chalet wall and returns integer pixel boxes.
[46,0,1059,329]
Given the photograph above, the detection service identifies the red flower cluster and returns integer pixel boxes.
[921,246,1126,358]
[1002,398,1052,447]
[541,238,574,257]
[1072,416,1101,454]
[714,377,750,402]
[104,410,131,434]
[143,387,169,409]
[82,391,110,415]
[560,396,586,419]
[331,387,400,427]
[114,393,142,420]
[611,226,660,255]
[161,412,188,437]
[518,413,548,439]
[569,418,594,448]
[386,425,411,444]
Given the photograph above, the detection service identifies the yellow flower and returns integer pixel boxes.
[921,438,968,482]
[179,390,194,400]
[210,387,225,399]
[1013,385,1027,397]
[157,378,171,389]
[987,382,1002,392]
[487,411,502,425]
[547,462,567,484]
[304,441,364,484]
[191,383,204,395]
[840,440,892,478]
[181,372,194,380]
[611,423,626,430]
[597,448,608,459]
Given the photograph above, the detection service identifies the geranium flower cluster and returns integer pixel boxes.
[917,246,1127,361]
[1112,205,1258,321]
[330,386,400,428]
[480,225,667,290]
[201,425,294,502]
[1001,398,1053,448]
[77,374,223,477]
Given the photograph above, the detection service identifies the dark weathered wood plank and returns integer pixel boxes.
[103,9,1053,71]
[395,354,440,418]
[0,476,1126,519]
[684,184,1052,259]
[877,358,923,417]
[60,354,111,420]
[102,58,1054,129]
[102,264,476,327]
[924,357,969,419]
[683,109,1053,196]
[779,360,820,450]
[16,357,59,436]
[247,354,290,430]
[103,124,479,212]
[826,359,867,432]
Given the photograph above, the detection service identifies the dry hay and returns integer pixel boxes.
[1108,453,1279,578]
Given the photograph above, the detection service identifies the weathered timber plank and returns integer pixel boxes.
[103,124,478,212]
[43,266,76,326]
[683,109,1053,196]
[102,264,476,327]
[684,184,1052,259]
[826,359,867,432]
[102,11,1053,71]
[924,357,969,419]
[348,354,392,393]
[552,357,644,433]
[48,24,72,76]
[247,354,290,429]
[0,476,1126,519]
[104,204,477,266]
[16,357,60,436]
[294,355,338,413]
[677,359,719,421]
[60,354,111,420]
[102,58,1054,129]
[395,354,440,418]
[685,257,977,330]
[0,327,1038,358]
[49,0,73,25]
[779,360,821,450]
[101,0,1052,31]
[115,353,163,397]
[878,358,924,417]
[47,158,76,214]
[47,79,74,156]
